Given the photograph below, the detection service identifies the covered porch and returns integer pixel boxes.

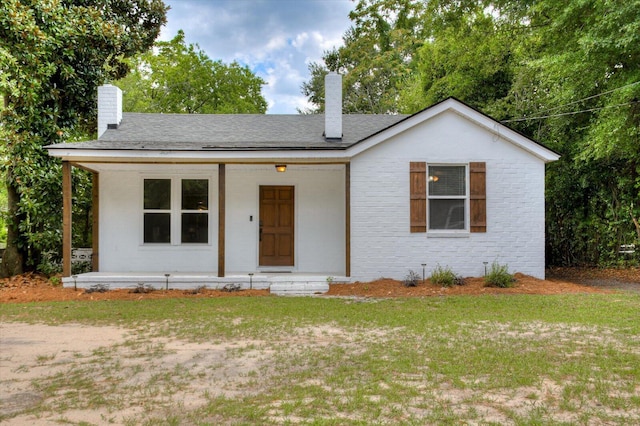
[60,160,351,294]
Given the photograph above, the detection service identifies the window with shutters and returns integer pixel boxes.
[409,162,486,233]
[143,178,209,244]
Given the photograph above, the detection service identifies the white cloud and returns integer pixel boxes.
[291,32,309,49]
[160,0,354,114]
[265,35,287,52]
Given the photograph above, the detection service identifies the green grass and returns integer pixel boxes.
[2,293,640,424]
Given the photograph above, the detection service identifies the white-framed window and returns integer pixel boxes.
[143,178,209,244]
[427,165,467,231]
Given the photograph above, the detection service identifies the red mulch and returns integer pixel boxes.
[0,268,637,304]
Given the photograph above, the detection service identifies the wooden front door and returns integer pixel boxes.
[259,186,294,267]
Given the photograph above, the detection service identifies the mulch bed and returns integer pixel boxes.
[0,268,638,303]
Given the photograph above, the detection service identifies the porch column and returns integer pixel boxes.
[218,164,225,277]
[91,171,99,272]
[345,162,351,277]
[62,161,72,277]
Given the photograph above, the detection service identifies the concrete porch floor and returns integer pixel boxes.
[62,272,350,295]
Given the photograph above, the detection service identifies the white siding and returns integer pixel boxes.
[350,110,548,280]
[225,164,345,274]
[98,164,345,275]
[99,164,218,272]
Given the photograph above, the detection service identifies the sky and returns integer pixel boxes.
[160,0,356,114]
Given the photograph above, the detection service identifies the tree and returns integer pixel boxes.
[305,0,640,266]
[498,0,640,265]
[0,0,167,277]
[117,30,268,114]
[301,0,426,113]
[397,7,516,115]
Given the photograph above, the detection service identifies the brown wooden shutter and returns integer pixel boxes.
[410,162,427,233]
[470,162,486,233]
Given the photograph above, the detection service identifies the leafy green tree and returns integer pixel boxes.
[306,0,640,266]
[502,0,640,265]
[117,30,267,114]
[0,0,167,277]
[302,0,426,113]
[398,8,516,115]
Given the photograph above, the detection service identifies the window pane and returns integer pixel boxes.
[144,213,171,243]
[181,213,208,243]
[429,199,465,230]
[144,179,171,210]
[182,179,208,210]
[429,166,466,196]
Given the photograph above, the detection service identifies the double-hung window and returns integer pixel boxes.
[181,179,209,243]
[428,165,466,230]
[410,162,486,233]
[143,179,172,243]
[143,178,209,244]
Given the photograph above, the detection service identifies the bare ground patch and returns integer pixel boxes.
[1,320,639,424]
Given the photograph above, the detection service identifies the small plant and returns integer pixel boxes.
[85,283,109,294]
[187,285,208,295]
[72,260,93,275]
[222,283,241,292]
[430,264,464,287]
[49,276,62,287]
[402,270,420,287]
[38,251,62,276]
[130,283,155,294]
[484,261,515,288]
[326,276,334,284]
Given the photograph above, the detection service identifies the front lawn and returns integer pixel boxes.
[1,294,639,424]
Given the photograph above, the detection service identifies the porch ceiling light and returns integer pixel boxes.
[275,164,287,173]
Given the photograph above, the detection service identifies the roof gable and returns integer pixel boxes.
[347,98,560,163]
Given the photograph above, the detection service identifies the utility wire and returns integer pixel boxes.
[501,80,640,123]
[501,100,640,123]
[533,80,640,116]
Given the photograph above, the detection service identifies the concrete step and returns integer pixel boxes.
[269,281,329,296]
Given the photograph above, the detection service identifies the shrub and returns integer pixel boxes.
[402,270,421,287]
[130,283,155,294]
[222,283,241,292]
[72,260,93,275]
[187,285,208,295]
[430,264,464,287]
[484,261,515,288]
[38,251,62,277]
[85,283,109,293]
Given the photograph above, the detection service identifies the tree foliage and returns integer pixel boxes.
[117,30,268,114]
[304,0,640,266]
[0,0,167,276]
[302,0,426,113]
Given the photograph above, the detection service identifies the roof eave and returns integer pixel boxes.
[45,147,353,163]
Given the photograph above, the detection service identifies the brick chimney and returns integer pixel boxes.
[97,84,122,139]
[324,72,342,140]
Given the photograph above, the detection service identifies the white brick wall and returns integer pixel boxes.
[97,84,122,138]
[324,72,342,139]
[350,110,548,280]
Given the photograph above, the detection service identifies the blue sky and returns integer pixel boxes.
[160,0,355,114]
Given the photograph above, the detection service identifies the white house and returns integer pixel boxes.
[46,73,559,293]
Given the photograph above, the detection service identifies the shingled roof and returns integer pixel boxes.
[47,112,409,151]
